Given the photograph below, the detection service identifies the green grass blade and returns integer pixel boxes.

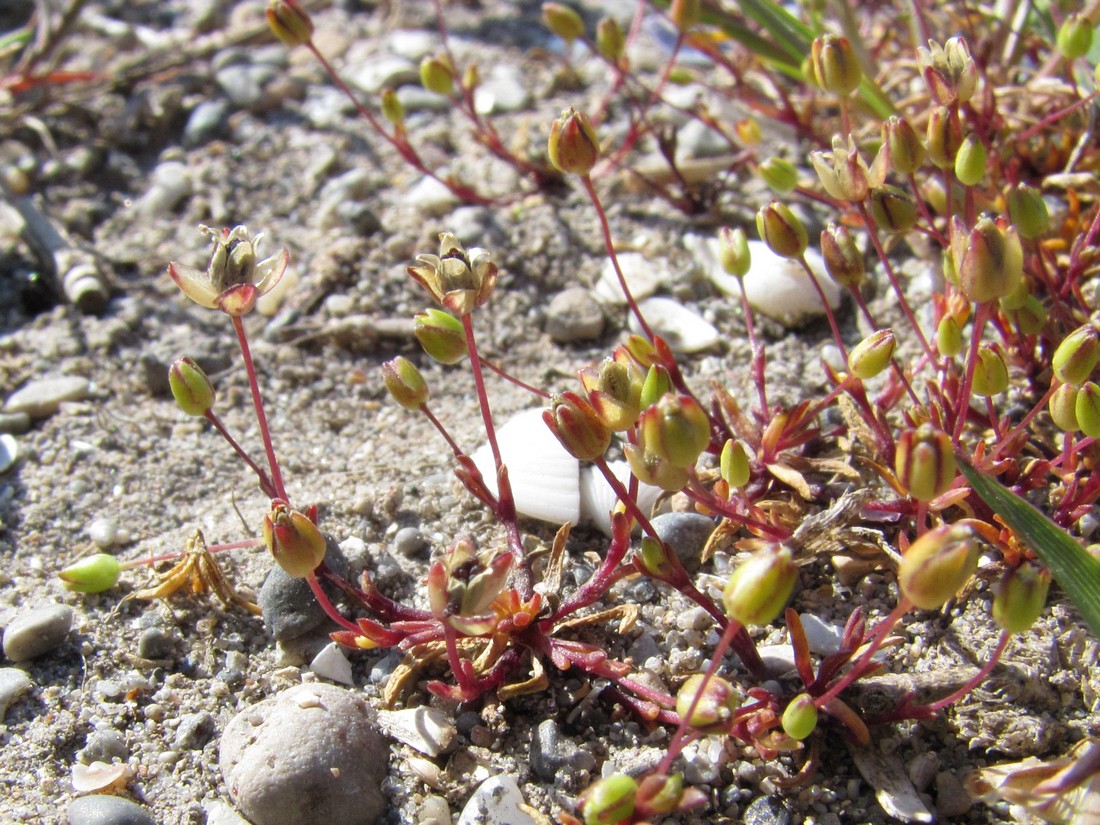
[960,460,1100,637]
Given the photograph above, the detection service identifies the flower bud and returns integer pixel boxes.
[759,156,799,194]
[382,356,429,409]
[544,392,611,461]
[463,63,480,91]
[820,224,865,289]
[895,424,956,502]
[582,775,637,825]
[635,536,683,582]
[635,773,685,816]
[919,36,978,106]
[420,54,455,96]
[954,134,987,187]
[548,107,600,176]
[1076,380,1100,438]
[414,308,467,364]
[581,357,642,432]
[624,334,659,367]
[59,553,122,593]
[169,357,216,416]
[782,693,818,740]
[735,118,762,146]
[811,135,876,202]
[264,500,327,578]
[898,522,980,610]
[266,0,314,47]
[1053,324,1099,386]
[992,563,1051,633]
[1057,13,1095,59]
[1010,295,1047,335]
[870,185,918,233]
[936,315,963,358]
[542,3,585,43]
[880,116,925,176]
[723,544,797,626]
[810,34,862,96]
[1049,382,1081,432]
[381,88,405,127]
[639,364,673,409]
[675,673,742,733]
[848,329,896,379]
[718,226,751,278]
[639,394,712,468]
[999,276,1030,312]
[756,201,808,259]
[720,439,751,488]
[926,105,963,169]
[950,214,1023,304]
[669,0,702,33]
[971,344,1009,397]
[596,17,626,63]
[1007,183,1050,240]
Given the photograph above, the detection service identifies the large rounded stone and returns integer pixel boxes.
[220,682,387,825]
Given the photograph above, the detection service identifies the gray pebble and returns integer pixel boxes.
[137,627,175,660]
[0,412,31,434]
[259,537,348,641]
[134,161,191,216]
[545,287,605,343]
[393,526,428,558]
[220,682,387,825]
[3,603,73,661]
[472,65,530,114]
[742,795,792,825]
[176,711,217,750]
[934,770,972,817]
[184,99,230,146]
[67,795,156,825]
[4,376,91,419]
[530,719,595,783]
[78,729,128,764]
[0,667,32,722]
[216,64,278,109]
[652,512,715,572]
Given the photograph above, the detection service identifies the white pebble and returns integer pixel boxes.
[457,775,537,825]
[309,643,355,686]
[87,517,118,549]
[0,433,18,474]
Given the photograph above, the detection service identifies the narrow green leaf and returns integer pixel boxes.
[960,460,1100,638]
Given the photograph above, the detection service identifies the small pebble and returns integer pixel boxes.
[309,642,354,686]
[457,774,537,825]
[87,517,118,549]
[393,526,429,558]
[216,64,278,109]
[934,770,972,817]
[530,719,595,783]
[4,377,92,419]
[204,801,253,825]
[133,160,191,216]
[472,65,529,114]
[0,667,32,722]
[184,99,230,146]
[651,512,715,572]
[418,795,451,825]
[175,711,217,750]
[137,627,175,660]
[404,175,460,216]
[3,603,73,661]
[742,795,792,825]
[78,729,128,764]
[545,287,605,343]
[220,683,387,825]
[377,706,456,758]
[0,412,31,434]
[593,252,665,305]
[259,537,348,641]
[0,433,18,473]
[66,795,156,825]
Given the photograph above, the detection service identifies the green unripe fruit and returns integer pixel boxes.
[953,134,987,187]
[169,357,216,417]
[1053,324,1099,386]
[1076,381,1100,438]
[59,553,122,593]
[723,544,797,626]
[1057,13,1094,60]
[720,439,751,488]
[992,563,1051,633]
[848,329,896,379]
[782,693,819,740]
[898,522,980,610]
[1049,382,1081,432]
[583,775,637,825]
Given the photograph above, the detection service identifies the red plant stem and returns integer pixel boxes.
[306,572,361,634]
[232,315,288,502]
[478,356,550,399]
[204,410,277,499]
[846,288,922,407]
[921,630,1011,713]
[952,301,992,443]
[813,600,910,709]
[989,383,1055,462]
[581,174,655,340]
[735,275,769,416]
[797,256,848,361]
[906,173,947,246]
[419,404,465,458]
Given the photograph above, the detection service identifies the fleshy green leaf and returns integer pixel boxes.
[960,461,1100,637]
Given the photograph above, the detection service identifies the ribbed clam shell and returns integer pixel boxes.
[629,296,720,353]
[579,461,662,536]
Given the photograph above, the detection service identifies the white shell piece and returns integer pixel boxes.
[629,296,720,353]
[71,760,134,793]
[0,433,20,474]
[309,642,355,686]
[686,234,841,328]
[457,774,537,825]
[579,461,662,537]
[377,706,456,758]
[593,252,666,305]
[471,408,581,525]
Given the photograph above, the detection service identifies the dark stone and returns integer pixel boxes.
[259,536,348,641]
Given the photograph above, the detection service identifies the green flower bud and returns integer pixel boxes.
[639,365,673,410]
[382,356,429,409]
[870,185,918,233]
[1053,324,1099,386]
[898,522,980,610]
[781,693,818,740]
[624,442,691,492]
[971,344,1009,397]
[1049,382,1081,432]
[542,3,585,43]
[640,394,711,469]
[759,156,799,194]
[59,553,122,593]
[583,775,637,825]
[463,63,480,91]
[419,54,455,96]
[264,500,327,578]
[718,226,751,278]
[635,773,685,816]
[919,36,978,106]
[1057,13,1094,59]
[926,105,963,169]
[381,88,405,127]
[1010,295,1047,335]
[723,543,797,626]
[624,334,659,367]
[895,424,956,502]
[848,329,897,379]
[810,34,862,96]
[596,17,626,63]
[1007,183,1050,240]
[950,214,1023,304]
[635,536,682,582]
[756,201,808,259]
[544,392,611,461]
[169,357,216,417]
[581,356,642,432]
[548,107,600,176]
[820,224,865,289]
[266,0,314,47]
[954,134,987,187]
[992,563,1051,633]
[675,673,742,733]
[936,315,964,358]
[999,275,1030,312]
[880,116,925,176]
[735,118,762,145]
[414,308,467,364]
[720,439,751,488]
[1076,380,1100,438]
[669,0,702,33]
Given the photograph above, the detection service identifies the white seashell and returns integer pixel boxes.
[579,462,663,537]
[0,433,19,474]
[686,235,841,328]
[457,774,537,825]
[630,296,720,353]
[71,760,134,793]
[593,252,666,305]
[309,642,355,686]
[377,707,456,757]
[471,408,581,525]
